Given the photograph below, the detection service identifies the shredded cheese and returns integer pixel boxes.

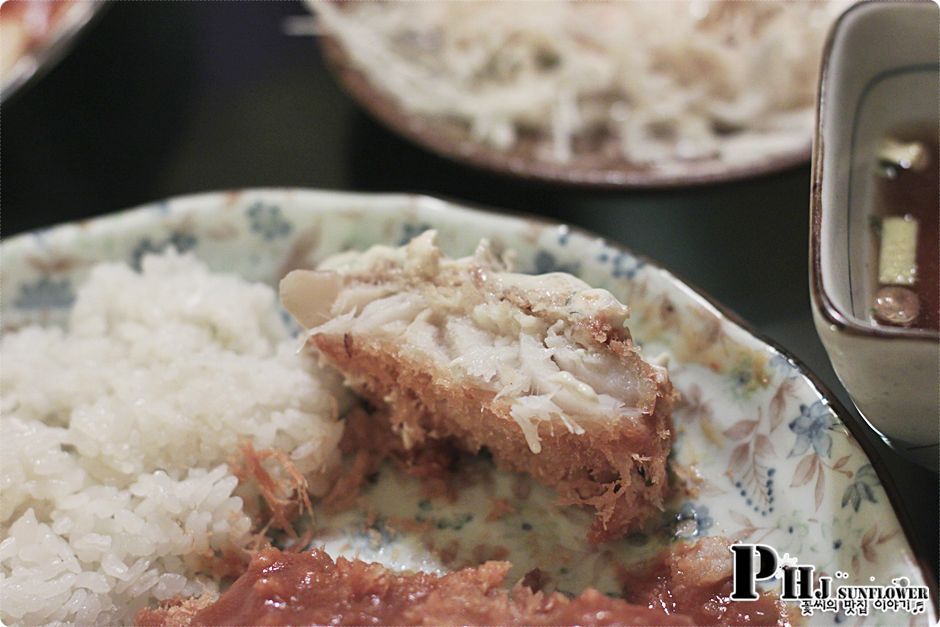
[313,1,850,170]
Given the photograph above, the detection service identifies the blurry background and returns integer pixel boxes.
[2,0,936,583]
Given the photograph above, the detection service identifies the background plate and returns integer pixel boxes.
[318,35,811,190]
[1,0,105,102]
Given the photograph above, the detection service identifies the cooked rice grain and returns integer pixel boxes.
[0,252,345,625]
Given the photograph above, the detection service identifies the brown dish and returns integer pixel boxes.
[318,35,811,189]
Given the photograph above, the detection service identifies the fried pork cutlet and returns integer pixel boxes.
[622,536,790,626]
[138,539,789,626]
[280,232,675,542]
[136,548,690,626]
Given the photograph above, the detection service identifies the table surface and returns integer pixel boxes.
[3,0,936,590]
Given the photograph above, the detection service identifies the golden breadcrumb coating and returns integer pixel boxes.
[281,232,675,541]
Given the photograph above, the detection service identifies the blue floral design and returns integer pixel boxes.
[674,502,713,538]
[415,508,474,531]
[247,202,292,240]
[13,276,75,310]
[774,512,810,553]
[769,353,799,380]
[356,514,399,545]
[277,305,303,338]
[131,232,197,269]
[533,250,579,275]
[31,227,55,246]
[841,464,880,512]
[398,222,432,245]
[788,401,837,458]
[576,245,646,279]
[611,252,644,279]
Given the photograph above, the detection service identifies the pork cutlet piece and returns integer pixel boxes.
[280,231,675,542]
[621,536,790,626]
[137,547,690,626]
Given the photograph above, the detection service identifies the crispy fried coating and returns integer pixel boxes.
[137,548,690,626]
[282,232,675,541]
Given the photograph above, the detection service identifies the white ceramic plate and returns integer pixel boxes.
[1,190,933,624]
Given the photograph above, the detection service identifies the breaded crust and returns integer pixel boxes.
[138,548,690,626]
[314,332,673,543]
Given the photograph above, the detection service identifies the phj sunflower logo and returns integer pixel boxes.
[729,543,931,617]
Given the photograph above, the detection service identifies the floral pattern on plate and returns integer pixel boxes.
[1,189,933,625]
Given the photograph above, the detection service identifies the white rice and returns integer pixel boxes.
[0,252,346,625]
